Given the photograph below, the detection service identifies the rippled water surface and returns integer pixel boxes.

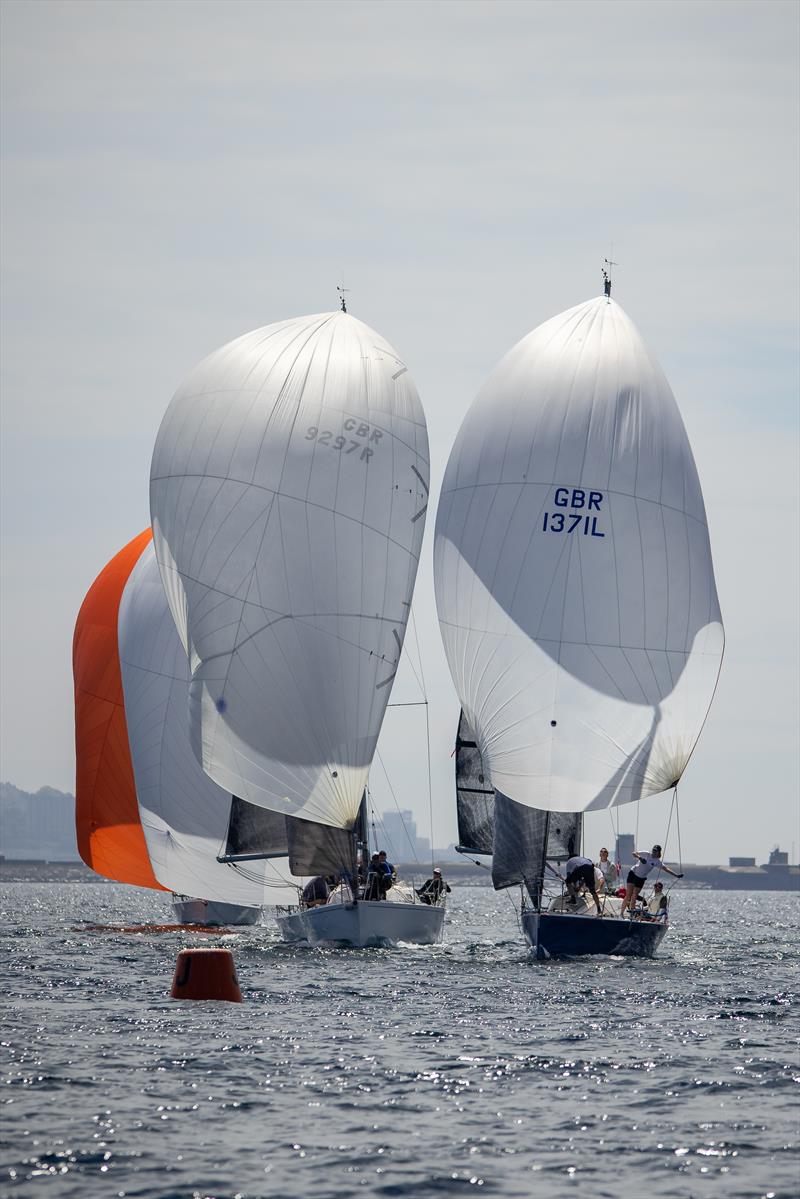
[1,882,797,1198]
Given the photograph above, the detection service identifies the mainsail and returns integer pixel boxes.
[150,312,430,842]
[435,297,724,815]
[222,794,368,880]
[455,711,581,900]
[73,530,165,889]
[455,712,494,854]
[117,540,296,905]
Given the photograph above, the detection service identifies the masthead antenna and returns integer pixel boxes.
[602,247,618,300]
[337,280,350,313]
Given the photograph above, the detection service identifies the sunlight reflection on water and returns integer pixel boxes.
[1,882,797,1198]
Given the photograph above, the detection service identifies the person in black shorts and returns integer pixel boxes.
[620,845,683,916]
[564,854,602,915]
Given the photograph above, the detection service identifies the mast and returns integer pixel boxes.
[602,254,618,299]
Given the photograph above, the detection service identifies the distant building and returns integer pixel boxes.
[379,809,431,863]
[615,833,635,868]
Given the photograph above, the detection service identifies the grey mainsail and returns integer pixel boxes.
[287,794,368,879]
[455,712,494,854]
[223,792,368,883]
[223,797,289,860]
[455,711,582,903]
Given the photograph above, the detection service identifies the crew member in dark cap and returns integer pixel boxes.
[417,868,451,905]
[620,845,682,917]
[364,853,389,900]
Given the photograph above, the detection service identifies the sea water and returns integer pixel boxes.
[1,880,797,1198]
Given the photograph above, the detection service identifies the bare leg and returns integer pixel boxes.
[620,883,636,916]
[589,885,601,915]
[631,884,643,914]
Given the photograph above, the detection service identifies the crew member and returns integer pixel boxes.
[646,881,669,917]
[620,845,682,916]
[564,854,602,915]
[365,854,389,901]
[597,847,618,891]
[417,868,451,905]
[377,851,395,880]
[302,876,332,908]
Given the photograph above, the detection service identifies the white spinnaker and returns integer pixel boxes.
[150,312,429,828]
[434,297,723,814]
[118,543,298,905]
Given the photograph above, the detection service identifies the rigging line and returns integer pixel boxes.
[608,802,620,866]
[424,698,435,871]
[408,606,436,868]
[635,798,640,849]
[409,605,428,701]
[655,788,677,887]
[374,751,421,865]
[505,885,524,938]
[675,784,683,873]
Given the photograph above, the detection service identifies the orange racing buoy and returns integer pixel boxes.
[170,948,243,1002]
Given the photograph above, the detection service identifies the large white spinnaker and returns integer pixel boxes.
[434,296,723,814]
[150,312,429,828]
[118,542,297,906]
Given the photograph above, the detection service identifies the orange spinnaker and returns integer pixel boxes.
[73,528,166,890]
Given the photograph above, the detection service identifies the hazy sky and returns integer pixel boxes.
[2,0,797,865]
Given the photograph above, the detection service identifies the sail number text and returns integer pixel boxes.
[542,487,605,537]
[305,418,382,462]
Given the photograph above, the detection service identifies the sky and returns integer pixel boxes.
[1,0,798,866]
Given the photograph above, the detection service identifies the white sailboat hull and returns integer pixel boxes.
[276,899,445,947]
[172,897,262,927]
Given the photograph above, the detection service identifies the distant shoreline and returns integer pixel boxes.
[2,857,798,892]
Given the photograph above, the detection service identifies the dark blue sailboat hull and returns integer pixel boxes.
[523,910,668,959]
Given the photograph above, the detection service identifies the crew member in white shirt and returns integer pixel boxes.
[619,845,682,917]
[596,847,618,892]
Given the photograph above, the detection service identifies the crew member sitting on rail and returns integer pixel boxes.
[564,854,602,915]
[417,868,451,905]
[646,881,669,918]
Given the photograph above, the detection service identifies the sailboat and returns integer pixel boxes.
[74,531,297,924]
[149,308,444,947]
[434,287,724,958]
[453,710,666,956]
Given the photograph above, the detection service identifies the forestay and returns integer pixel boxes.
[435,297,724,813]
[150,312,429,829]
[118,541,297,905]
